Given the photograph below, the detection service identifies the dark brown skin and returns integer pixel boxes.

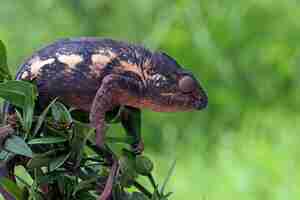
[3,37,208,200]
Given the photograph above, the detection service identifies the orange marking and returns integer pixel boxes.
[120,61,142,76]
[57,54,83,68]
[29,57,55,78]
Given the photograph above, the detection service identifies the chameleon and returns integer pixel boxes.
[2,37,208,199]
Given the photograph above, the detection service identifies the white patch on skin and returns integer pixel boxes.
[151,74,167,87]
[120,60,141,75]
[57,54,83,68]
[91,54,112,65]
[90,53,116,76]
[96,49,106,54]
[30,57,55,76]
[142,59,153,80]
[21,71,29,79]
[152,74,167,81]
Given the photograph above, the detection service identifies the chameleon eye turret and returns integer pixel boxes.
[145,51,208,112]
[179,75,196,93]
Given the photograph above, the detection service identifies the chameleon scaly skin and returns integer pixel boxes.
[8,37,207,150]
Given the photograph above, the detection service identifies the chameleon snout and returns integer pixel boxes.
[194,91,208,110]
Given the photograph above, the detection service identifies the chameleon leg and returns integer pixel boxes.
[121,106,144,154]
[89,74,143,200]
[90,74,143,148]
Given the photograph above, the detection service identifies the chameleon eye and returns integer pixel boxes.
[179,76,196,93]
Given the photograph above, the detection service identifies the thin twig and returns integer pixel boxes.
[148,174,157,190]
[133,181,152,198]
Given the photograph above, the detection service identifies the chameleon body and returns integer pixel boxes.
[3,37,208,199]
[10,37,207,149]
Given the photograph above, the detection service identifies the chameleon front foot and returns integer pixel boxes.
[131,140,144,155]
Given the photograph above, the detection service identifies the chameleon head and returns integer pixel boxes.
[143,52,208,112]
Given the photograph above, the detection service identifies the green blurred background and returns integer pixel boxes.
[1,0,300,199]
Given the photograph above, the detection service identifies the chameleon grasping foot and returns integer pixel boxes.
[90,74,144,200]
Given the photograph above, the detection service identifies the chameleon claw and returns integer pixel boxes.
[132,140,144,155]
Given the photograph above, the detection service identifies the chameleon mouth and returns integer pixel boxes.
[190,86,208,110]
[163,93,200,111]
[194,94,208,110]
[150,91,207,112]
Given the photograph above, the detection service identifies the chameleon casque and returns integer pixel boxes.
[2,37,208,199]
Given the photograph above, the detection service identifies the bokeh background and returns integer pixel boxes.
[1,0,300,199]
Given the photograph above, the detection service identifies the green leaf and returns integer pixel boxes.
[135,155,154,176]
[130,192,149,200]
[27,148,65,169]
[15,110,25,132]
[106,136,135,144]
[119,154,138,188]
[33,98,58,136]
[28,191,43,200]
[70,121,94,167]
[0,151,8,160]
[150,192,160,200]
[0,150,13,161]
[35,171,62,185]
[4,135,33,158]
[57,176,75,199]
[161,192,173,199]
[0,40,12,81]
[23,85,37,132]
[70,109,89,123]
[49,152,71,171]
[27,155,52,169]
[120,107,141,145]
[72,177,97,196]
[14,165,34,188]
[0,81,37,131]
[125,107,141,134]
[0,81,37,108]
[160,159,176,195]
[76,191,97,200]
[28,137,67,145]
[105,106,122,123]
[0,87,26,109]
[0,177,24,200]
[51,102,72,125]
